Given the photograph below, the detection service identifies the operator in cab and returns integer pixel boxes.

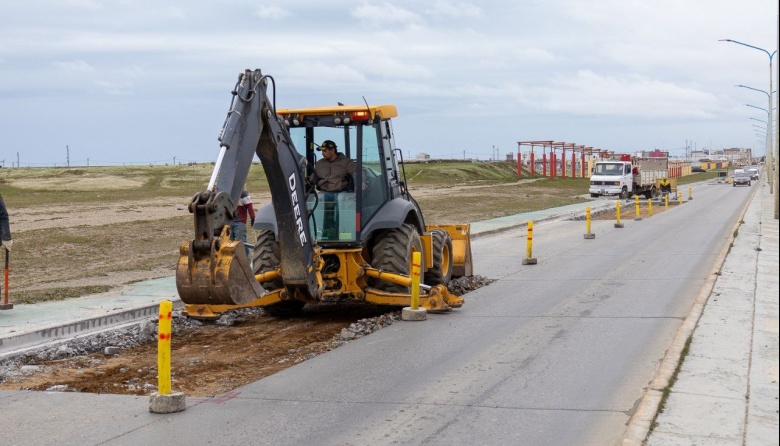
[309,140,363,240]
[311,140,355,193]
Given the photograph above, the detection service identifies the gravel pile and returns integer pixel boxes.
[0,275,492,384]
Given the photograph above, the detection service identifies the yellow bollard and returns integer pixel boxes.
[157,300,173,395]
[401,252,427,320]
[522,221,537,264]
[149,299,186,414]
[664,194,669,209]
[647,198,653,217]
[688,185,693,200]
[584,207,595,239]
[410,251,421,311]
[614,201,624,228]
[634,195,642,221]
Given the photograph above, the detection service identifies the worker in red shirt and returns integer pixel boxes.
[230,188,256,260]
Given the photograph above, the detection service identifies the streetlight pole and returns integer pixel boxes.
[721,39,777,194]
[737,84,775,187]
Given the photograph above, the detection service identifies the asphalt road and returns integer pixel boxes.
[0,180,753,446]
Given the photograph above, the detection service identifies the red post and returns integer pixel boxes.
[530,152,535,176]
[572,151,576,178]
[516,152,522,177]
[580,152,585,178]
[542,153,547,177]
[551,153,557,180]
[561,149,567,179]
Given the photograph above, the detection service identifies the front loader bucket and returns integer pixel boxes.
[176,234,266,306]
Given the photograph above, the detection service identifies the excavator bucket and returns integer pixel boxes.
[176,230,266,306]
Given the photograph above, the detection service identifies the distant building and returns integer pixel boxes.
[416,152,431,160]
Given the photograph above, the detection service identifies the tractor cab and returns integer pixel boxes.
[275,105,401,246]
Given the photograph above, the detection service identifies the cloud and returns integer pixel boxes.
[252,5,291,20]
[351,2,422,26]
[426,1,481,18]
[52,59,96,73]
[536,70,719,119]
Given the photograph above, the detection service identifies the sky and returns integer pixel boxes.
[0,0,778,167]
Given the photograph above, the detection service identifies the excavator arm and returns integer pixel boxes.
[176,69,321,306]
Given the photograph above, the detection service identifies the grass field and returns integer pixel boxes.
[0,162,713,303]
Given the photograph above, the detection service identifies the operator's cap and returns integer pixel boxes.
[317,140,337,151]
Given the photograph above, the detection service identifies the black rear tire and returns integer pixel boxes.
[252,230,283,291]
[425,229,453,286]
[252,230,305,317]
[370,224,424,294]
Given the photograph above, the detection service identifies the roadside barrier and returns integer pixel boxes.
[678,190,684,205]
[157,300,172,395]
[522,221,538,265]
[584,207,595,239]
[149,300,186,413]
[688,185,693,201]
[402,252,427,321]
[634,195,642,221]
[614,201,624,228]
[647,198,653,217]
[664,195,669,209]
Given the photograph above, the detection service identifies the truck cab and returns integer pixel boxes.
[589,160,633,199]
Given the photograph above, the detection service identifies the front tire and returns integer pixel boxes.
[370,224,424,294]
[619,187,628,199]
[425,229,453,286]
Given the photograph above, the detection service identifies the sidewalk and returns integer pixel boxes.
[633,182,779,445]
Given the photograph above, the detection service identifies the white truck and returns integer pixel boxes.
[589,154,669,199]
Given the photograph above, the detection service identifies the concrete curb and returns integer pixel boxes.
[618,181,761,445]
[0,299,183,360]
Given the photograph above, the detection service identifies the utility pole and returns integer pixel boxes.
[173,156,176,166]
[66,145,70,167]
[16,152,19,168]
[87,158,90,167]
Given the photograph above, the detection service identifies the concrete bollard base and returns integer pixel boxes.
[614,223,624,228]
[583,233,596,239]
[0,303,13,310]
[634,216,643,221]
[522,257,537,265]
[402,307,427,321]
[149,391,186,414]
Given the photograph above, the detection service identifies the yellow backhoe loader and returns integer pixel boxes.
[176,69,472,318]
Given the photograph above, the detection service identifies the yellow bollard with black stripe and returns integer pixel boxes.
[149,300,186,413]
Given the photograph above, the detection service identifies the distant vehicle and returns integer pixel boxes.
[691,167,706,173]
[589,154,669,199]
[745,167,759,180]
[732,171,751,187]
[716,171,728,183]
